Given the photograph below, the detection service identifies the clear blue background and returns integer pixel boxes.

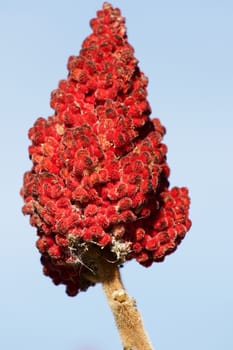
[1,1,232,349]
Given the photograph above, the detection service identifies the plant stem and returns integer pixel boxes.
[99,261,154,350]
[82,245,154,349]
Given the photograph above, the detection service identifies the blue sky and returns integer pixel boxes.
[0,1,232,349]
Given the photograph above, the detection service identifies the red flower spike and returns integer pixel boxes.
[21,2,191,296]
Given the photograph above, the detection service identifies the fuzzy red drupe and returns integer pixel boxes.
[21,2,191,297]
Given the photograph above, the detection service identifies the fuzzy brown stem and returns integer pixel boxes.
[99,261,154,350]
[81,246,154,349]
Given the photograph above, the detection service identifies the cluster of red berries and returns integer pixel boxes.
[21,2,191,296]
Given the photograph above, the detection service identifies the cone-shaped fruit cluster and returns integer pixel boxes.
[21,2,191,296]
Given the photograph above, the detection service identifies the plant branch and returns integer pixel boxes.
[82,245,154,349]
[99,260,153,350]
